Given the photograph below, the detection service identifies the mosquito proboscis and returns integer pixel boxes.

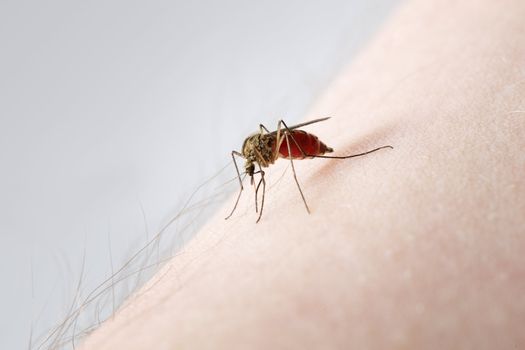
[226,117,393,223]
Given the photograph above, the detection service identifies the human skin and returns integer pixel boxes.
[79,0,525,349]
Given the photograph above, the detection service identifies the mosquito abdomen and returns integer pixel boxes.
[278,130,332,159]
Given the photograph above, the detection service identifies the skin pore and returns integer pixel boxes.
[79,0,525,348]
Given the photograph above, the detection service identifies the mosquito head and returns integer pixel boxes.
[244,162,255,185]
[245,162,255,177]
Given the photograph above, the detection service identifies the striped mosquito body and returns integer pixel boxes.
[226,117,392,223]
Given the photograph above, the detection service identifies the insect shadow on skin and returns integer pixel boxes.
[226,117,393,223]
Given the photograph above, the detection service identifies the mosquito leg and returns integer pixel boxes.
[225,175,245,220]
[255,165,266,223]
[273,120,283,162]
[252,170,264,213]
[276,117,331,131]
[231,150,244,187]
[225,150,245,220]
[278,119,310,158]
[275,119,310,213]
[254,176,263,213]
[259,124,270,134]
[284,132,310,214]
[307,145,393,159]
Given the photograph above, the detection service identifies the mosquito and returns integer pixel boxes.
[225,117,393,223]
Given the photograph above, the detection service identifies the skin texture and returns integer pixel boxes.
[79,0,525,349]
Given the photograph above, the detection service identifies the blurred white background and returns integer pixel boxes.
[0,0,399,348]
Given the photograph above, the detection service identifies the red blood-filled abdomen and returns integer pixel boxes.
[278,130,331,159]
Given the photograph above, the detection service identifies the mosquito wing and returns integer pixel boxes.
[269,117,331,135]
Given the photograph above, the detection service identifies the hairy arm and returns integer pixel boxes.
[80,0,525,348]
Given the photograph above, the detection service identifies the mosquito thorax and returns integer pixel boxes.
[242,133,275,167]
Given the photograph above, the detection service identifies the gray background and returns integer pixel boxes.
[0,0,399,348]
